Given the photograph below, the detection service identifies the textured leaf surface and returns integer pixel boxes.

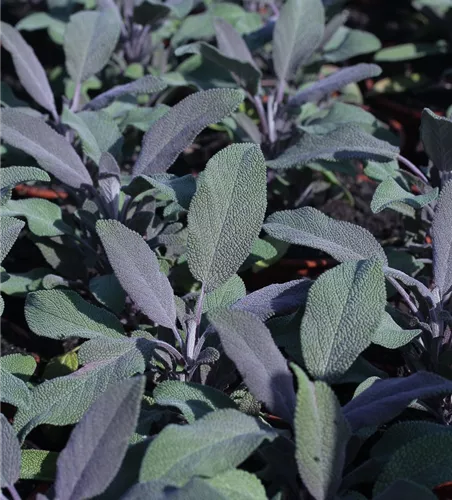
[264,207,387,264]
[374,433,452,494]
[1,414,21,488]
[14,337,153,440]
[0,216,25,262]
[153,380,238,423]
[96,220,176,329]
[0,108,92,188]
[0,22,57,116]
[267,125,398,169]
[273,0,325,81]
[209,309,296,421]
[133,89,243,175]
[371,178,438,216]
[139,409,276,486]
[215,18,257,66]
[300,259,386,382]
[0,199,69,237]
[372,312,421,349]
[293,365,350,500]
[55,377,144,500]
[84,75,167,111]
[343,371,452,432]
[89,274,126,315]
[0,355,33,409]
[187,144,266,292]
[0,354,36,381]
[431,180,452,297]
[64,10,120,84]
[203,274,246,313]
[20,450,57,481]
[420,109,452,172]
[0,166,50,192]
[25,289,125,340]
[232,279,312,320]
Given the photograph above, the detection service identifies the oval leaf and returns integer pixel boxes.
[1,414,21,488]
[0,216,25,263]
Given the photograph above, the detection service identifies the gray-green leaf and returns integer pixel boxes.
[420,108,452,172]
[0,166,50,193]
[0,216,25,263]
[372,312,421,349]
[203,274,246,313]
[1,414,21,488]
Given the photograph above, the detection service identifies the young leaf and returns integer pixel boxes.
[1,22,57,118]
[25,289,125,340]
[264,207,387,264]
[267,125,399,169]
[420,108,452,172]
[133,89,244,176]
[83,75,167,111]
[153,380,238,423]
[187,143,266,292]
[98,153,121,219]
[343,371,452,432]
[0,108,93,188]
[64,10,121,85]
[203,274,246,313]
[372,312,421,349]
[96,220,177,329]
[293,365,350,500]
[215,18,257,67]
[139,409,277,486]
[288,63,382,107]
[1,414,21,488]
[273,0,325,82]
[232,278,312,320]
[299,259,386,382]
[209,308,296,422]
[54,377,145,500]
[431,180,452,298]
[0,216,25,263]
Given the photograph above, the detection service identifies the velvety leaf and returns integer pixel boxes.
[84,75,167,111]
[20,450,58,481]
[203,274,246,313]
[293,365,350,500]
[431,180,452,297]
[153,380,238,423]
[0,268,48,297]
[96,220,177,329]
[300,259,386,382]
[133,89,244,176]
[374,41,449,62]
[98,152,121,218]
[267,125,399,169]
[323,27,381,62]
[372,312,421,349]
[343,371,452,432]
[54,377,144,500]
[89,274,126,315]
[0,108,92,188]
[420,108,452,172]
[139,409,276,486]
[0,216,25,262]
[264,207,387,264]
[289,63,381,107]
[0,414,21,488]
[14,337,153,440]
[0,166,50,192]
[0,199,69,237]
[273,0,325,82]
[209,308,296,421]
[371,178,438,216]
[232,279,311,320]
[43,351,79,380]
[16,12,66,45]
[187,143,266,292]
[0,22,57,117]
[373,433,452,495]
[215,18,257,67]
[0,354,36,381]
[25,289,125,340]
[64,10,120,85]
[0,364,31,409]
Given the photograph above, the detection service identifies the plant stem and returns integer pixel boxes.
[70,81,82,113]
[7,486,21,500]
[387,276,422,320]
[397,154,429,184]
[186,285,206,361]
[267,93,277,143]
[275,79,285,104]
[171,326,184,348]
[151,339,184,361]
[252,95,269,137]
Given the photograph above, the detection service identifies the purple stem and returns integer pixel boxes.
[397,154,429,184]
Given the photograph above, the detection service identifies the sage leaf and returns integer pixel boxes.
[89,274,126,315]
[203,274,246,313]
[264,207,387,264]
[267,125,399,169]
[372,312,421,349]
[54,377,145,500]
[187,143,266,292]
[420,109,452,172]
[0,108,92,188]
[0,357,31,409]
[25,289,125,340]
[64,10,120,85]
[153,380,238,423]
[209,308,296,421]
[431,180,452,297]
[215,18,257,67]
[300,259,385,382]
[83,75,167,111]
[139,409,276,486]
[20,450,57,481]
[293,365,350,500]
[0,166,50,192]
[96,219,177,329]
[0,414,21,488]
[0,216,25,262]
[273,0,325,82]
[133,89,244,176]
[0,354,36,381]
[0,22,57,117]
